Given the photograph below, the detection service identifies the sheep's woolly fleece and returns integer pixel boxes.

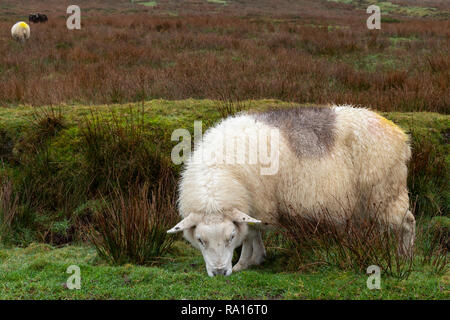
[11,21,31,41]
[178,105,414,243]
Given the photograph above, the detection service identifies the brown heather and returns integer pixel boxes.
[0,0,448,112]
[0,0,448,269]
[271,199,447,278]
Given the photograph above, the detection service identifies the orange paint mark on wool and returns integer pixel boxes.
[373,113,408,142]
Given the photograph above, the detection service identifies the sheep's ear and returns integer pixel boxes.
[231,209,261,225]
[167,213,198,234]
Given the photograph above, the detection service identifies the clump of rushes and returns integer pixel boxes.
[79,107,168,196]
[0,175,19,245]
[216,92,250,118]
[408,129,448,218]
[274,201,414,279]
[416,215,449,274]
[13,107,71,212]
[20,107,66,153]
[89,170,179,265]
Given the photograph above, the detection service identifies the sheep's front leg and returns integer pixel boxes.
[233,233,253,272]
[233,228,265,272]
[249,229,266,265]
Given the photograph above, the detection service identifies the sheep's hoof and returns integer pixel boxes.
[251,255,266,266]
[232,263,248,272]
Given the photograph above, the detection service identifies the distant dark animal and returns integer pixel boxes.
[29,13,48,23]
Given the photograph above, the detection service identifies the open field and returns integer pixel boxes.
[0,0,449,112]
[0,241,448,299]
[0,0,449,300]
[0,99,449,299]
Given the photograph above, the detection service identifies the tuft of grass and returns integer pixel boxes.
[273,203,414,279]
[89,173,178,265]
[137,1,157,7]
[18,107,66,154]
[408,126,448,217]
[9,108,78,241]
[79,107,170,197]
[0,175,19,245]
[416,216,449,274]
[216,95,250,118]
[0,129,14,162]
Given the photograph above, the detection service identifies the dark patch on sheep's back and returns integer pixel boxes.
[251,106,337,157]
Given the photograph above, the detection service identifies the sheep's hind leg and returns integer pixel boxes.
[397,210,415,257]
[382,194,415,257]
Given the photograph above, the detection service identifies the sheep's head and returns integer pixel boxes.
[167,209,261,277]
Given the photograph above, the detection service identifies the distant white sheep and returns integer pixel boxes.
[11,22,30,42]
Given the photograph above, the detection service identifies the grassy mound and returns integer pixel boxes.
[0,99,448,245]
[0,99,448,299]
[0,241,447,299]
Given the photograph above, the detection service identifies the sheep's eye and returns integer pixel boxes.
[197,238,204,246]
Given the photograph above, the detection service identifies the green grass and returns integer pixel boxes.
[0,99,448,299]
[0,241,447,299]
[207,0,227,5]
[398,6,437,18]
[328,0,448,18]
[389,36,417,46]
[339,53,405,72]
[137,1,157,7]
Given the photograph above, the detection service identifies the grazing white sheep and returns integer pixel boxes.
[168,105,415,277]
[11,21,30,42]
